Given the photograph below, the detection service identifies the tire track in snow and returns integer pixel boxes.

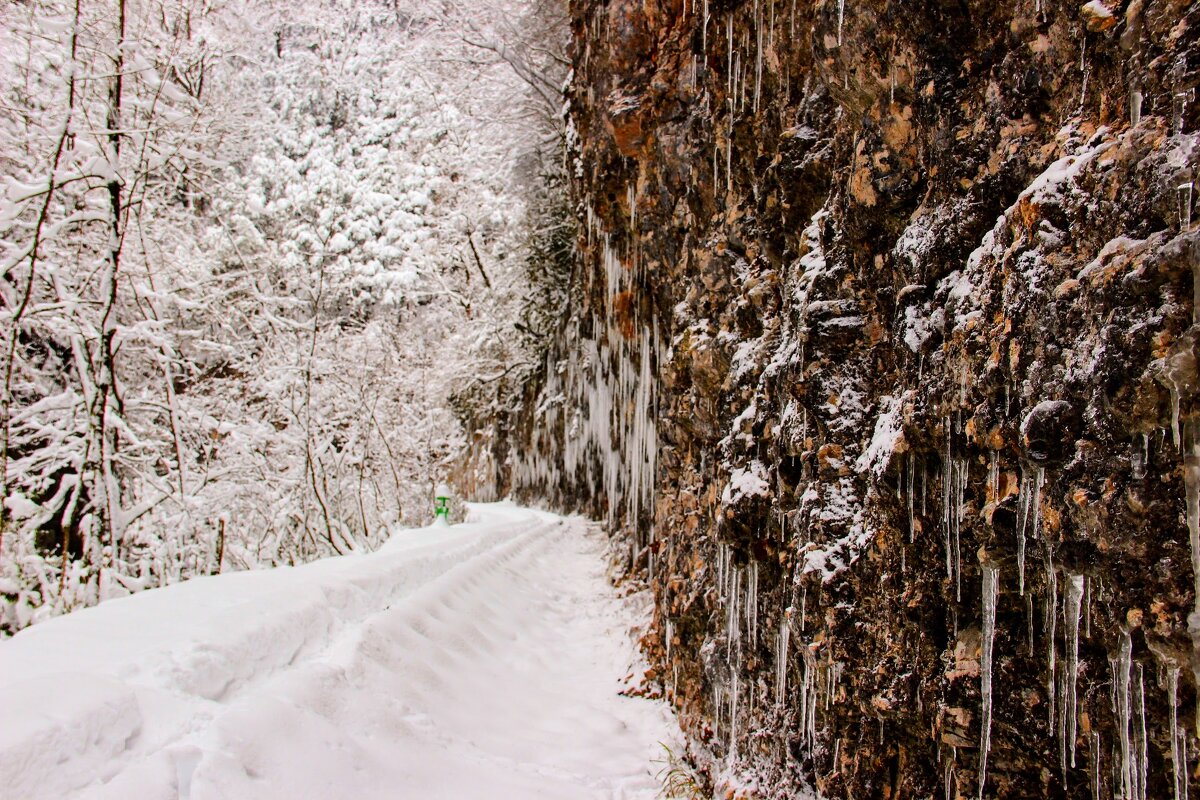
[176,514,679,799]
[1,505,680,799]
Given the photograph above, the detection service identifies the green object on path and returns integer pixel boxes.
[435,483,451,522]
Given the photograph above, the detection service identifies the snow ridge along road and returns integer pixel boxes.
[0,504,681,799]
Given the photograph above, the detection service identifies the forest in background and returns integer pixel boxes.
[0,0,569,633]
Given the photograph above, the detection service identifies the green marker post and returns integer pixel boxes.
[434,483,451,525]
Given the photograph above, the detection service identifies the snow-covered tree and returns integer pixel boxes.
[0,0,553,633]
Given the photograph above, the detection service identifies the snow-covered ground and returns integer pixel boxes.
[0,504,680,799]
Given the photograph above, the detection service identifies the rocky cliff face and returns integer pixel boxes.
[493,0,1199,796]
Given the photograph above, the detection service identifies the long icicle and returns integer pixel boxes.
[1133,664,1147,800]
[1113,631,1133,800]
[1169,667,1184,800]
[1016,468,1030,594]
[1062,574,1084,779]
[1045,546,1058,730]
[978,560,1000,800]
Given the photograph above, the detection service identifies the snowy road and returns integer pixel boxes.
[0,504,680,799]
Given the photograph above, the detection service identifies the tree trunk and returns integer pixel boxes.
[91,0,127,586]
[214,519,225,575]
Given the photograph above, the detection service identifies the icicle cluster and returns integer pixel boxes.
[1015,466,1044,595]
[512,229,663,549]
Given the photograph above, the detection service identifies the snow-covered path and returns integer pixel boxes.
[0,504,680,799]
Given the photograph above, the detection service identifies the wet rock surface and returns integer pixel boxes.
[477,0,1200,796]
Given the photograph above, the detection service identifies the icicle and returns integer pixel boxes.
[1193,237,1200,327]
[978,561,1000,800]
[1084,575,1092,639]
[1175,91,1192,135]
[726,119,733,195]
[922,459,928,517]
[729,671,740,761]
[955,462,964,603]
[942,418,967,600]
[1173,386,1188,450]
[1183,739,1191,800]
[1089,732,1101,800]
[714,681,723,733]
[713,137,719,188]
[776,615,791,705]
[1015,466,1044,595]
[836,0,845,45]
[907,452,917,542]
[1179,182,1194,231]
[1062,574,1085,775]
[714,545,724,600]
[889,41,896,105]
[734,51,742,113]
[727,15,734,93]
[754,11,763,114]
[746,560,759,646]
[1033,467,1045,539]
[718,544,731,601]
[1026,593,1036,656]
[727,566,742,667]
[800,581,807,632]
[1130,86,1143,127]
[1131,434,1148,480]
[799,646,810,744]
[1186,427,1200,701]
[801,644,818,749]
[944,419,954,580]
[1113,631,1134,800]
[834,661,843,706]
[1045,551,1058,729]
[1169,667,1185,800]
[988,451,999,502]
[1133,664,1147,800]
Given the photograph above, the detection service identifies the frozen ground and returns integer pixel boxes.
[0,504,680,799]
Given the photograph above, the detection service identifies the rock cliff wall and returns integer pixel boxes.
[499,0,1200,796]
